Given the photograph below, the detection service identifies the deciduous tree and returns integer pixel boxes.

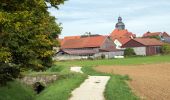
[0,0,65,85]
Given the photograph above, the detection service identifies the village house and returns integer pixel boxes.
[163,37,170,43]
[122,38,163,56]
[143,31,170,43]
[54,17,167,60]
[143,31,169,38]
[54,35,124,60]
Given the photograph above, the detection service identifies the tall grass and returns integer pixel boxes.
[0,81,35,100]
[36,73,87,100]
[105,76,138,100]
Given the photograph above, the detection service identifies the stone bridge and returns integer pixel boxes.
[20,74,59,86]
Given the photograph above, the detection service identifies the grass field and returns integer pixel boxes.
[1,55,169,100]
[56,55,170,100]
[56,55,170,66]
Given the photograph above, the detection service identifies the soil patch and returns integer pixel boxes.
[95,63,170,100]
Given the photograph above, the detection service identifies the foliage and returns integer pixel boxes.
[101,54,105,59]
[147,36,161,40]
[0,63,20,86]
[0,0,65,85]
[0,47,11,63]
[124,48,136,56]
[0,81,35,100]
[161,43,170,54]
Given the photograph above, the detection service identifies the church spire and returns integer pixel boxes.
[115,16,125,30]
[118,16,122,22]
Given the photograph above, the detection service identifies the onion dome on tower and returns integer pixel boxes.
[115,16,125,30]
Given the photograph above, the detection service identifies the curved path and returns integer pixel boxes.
[70,67,110,100]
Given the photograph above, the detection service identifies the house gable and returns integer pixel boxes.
[100,37,116,51]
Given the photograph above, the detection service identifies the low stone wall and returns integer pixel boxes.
[20,74,59,86]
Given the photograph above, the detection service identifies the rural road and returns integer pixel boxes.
[70,67,110,100]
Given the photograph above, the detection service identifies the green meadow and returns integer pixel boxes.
[1,55,170,100]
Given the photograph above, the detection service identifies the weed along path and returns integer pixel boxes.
[70,67,110,100]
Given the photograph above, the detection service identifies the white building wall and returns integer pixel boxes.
[53,51,124,61]
[114,39,122,49]
[133,47,146,56]
[53,55,89,61]
[94,51,124,59]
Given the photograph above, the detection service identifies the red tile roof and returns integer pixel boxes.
[110,29,136,39]
[64,36,81,40]
[59,36,81,46]
[143,32,170,37]
[133,38,163,46]
[61,36,107,49]
[117,38,131,45]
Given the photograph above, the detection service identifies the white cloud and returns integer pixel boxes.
[48,0,170,38]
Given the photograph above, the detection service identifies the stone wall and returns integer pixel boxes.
[20,74,59,86]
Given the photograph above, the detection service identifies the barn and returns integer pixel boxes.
[54,35,124,60]
[122,38,163,56]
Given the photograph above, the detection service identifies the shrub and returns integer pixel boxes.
[0,63,20,86]
[148,36,161,40]
[161,43,170,54]
[101,54,105,59]
[124,48,136,56]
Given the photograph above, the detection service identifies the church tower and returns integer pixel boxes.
[115,16,125,30]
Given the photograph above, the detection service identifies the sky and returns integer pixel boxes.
[48,0,170,38]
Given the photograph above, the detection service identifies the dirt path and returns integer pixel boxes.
[70,67,110,100]
[95,63,170,100]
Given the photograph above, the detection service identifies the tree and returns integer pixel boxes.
[161,43,170,54]
[124,48,136,57]
[0,0,65,85]
[148,36,161,40]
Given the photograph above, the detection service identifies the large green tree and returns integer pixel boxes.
[0,0,65,85]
